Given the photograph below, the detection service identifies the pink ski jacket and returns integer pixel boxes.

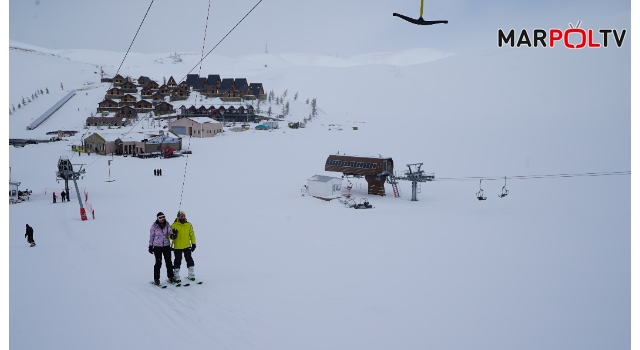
[149,222,172,247]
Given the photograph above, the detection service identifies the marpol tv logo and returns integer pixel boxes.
[498,21,627,49]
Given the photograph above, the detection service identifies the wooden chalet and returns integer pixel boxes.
[206,75,221,87]
[178,81,190,91]
[97,99,120,112]
[324,155,395,196]
[235,78,248,88]
[170,88,190,102]
[145,81,159,90]
[86,116,129,127]
[137,76,153,86]
[220,78,236,93]
[195,78,207,90]
[117,105,138,118]
[113,74,125,86]
[134,99,153,112]
[236,85,252,97]
[185,74,199,88]
[105,87,123,99]
[197,105,208,115]
[118,94,138,107]
[155,102,175,115]
[151,92,165,104]
[167,76,178,88]
[157,84,171,96]
[141,88,153,98]
[120,81,138,93]
[250,83,265,99]
[200,85,220,97]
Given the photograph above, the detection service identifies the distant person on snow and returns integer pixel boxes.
[170,210,197,282]
[25,224,35,247]
[61,190,66,202]
[149,212,176,286]
[52,192,57,204]
[154,169,157,176]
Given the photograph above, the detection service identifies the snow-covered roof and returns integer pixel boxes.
[186,117,218,124]
[98,132,147,142]
[308,175,341,182]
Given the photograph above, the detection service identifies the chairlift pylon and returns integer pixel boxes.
[476,179,487,201]
[499,177,509,198]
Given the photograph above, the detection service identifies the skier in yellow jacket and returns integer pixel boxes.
[170,210,197,282]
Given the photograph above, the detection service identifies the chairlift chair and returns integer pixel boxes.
[499,177,509,198]
[476,179,487,201]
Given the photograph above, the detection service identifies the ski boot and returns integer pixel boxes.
[173,269,181,283]
[187,266,196,281]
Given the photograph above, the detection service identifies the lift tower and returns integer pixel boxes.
[56,156,88,220]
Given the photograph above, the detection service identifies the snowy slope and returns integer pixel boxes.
[9,12,630,350]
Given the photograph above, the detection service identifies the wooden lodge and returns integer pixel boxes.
[105,87,124,99]
[178,81,190,91]
[97,99,120,112]
[324,155,395,196]
[141,88,153,98]
[157,84,171,96]
[151,92,165,104]
[116,105,138,118]
[154,102,175,115]
[118,94,138,107]
[120,81,138,93]
[86,116,129,127]
[170,88,190,102]
[134,99,153,112]
[113,74,125,86]
[145,81,159,90]
[167,76,177,88]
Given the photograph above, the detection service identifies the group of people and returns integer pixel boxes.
[148,211,197,285]
[154,169,163,176]
[52,190,71,203]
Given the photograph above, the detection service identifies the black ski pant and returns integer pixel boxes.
[26,233,34,244]
[153,246,174,281]
[173,248,194,269]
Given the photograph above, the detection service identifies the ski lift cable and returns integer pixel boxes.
[176,0,264,85]
[433,171,630,182]
[108,0,156,91]
[72,0,155,161]
[177,0,212,213]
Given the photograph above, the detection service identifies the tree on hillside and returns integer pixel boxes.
[285,101,290,116]
[46,87,49,94]
[17,103,21,109]
[267,106,272,116]
[311,98,317,117]
[12,105,15,112]
[294,92,298,101]
[282,89,288,99]
[163,76,167,85]
[22,97,26,105]
[60,82,64,90]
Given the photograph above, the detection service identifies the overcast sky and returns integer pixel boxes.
[9,0,631,56]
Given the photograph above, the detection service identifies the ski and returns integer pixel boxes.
[150,281,167,289]
[167,279,189,287]
[184,277,203,285]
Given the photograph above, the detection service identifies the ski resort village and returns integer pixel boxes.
[7,1,631,350]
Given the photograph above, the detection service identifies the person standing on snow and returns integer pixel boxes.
[25,224,35,247]
[61,190,66,202]
[149,212,176,285]
[170,210,197,282]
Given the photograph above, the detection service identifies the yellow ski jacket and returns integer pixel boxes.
[170,220,196,250]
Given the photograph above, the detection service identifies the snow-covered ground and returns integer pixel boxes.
[8,11,630,350]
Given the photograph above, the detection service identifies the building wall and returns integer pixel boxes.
[169,118,222,138]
